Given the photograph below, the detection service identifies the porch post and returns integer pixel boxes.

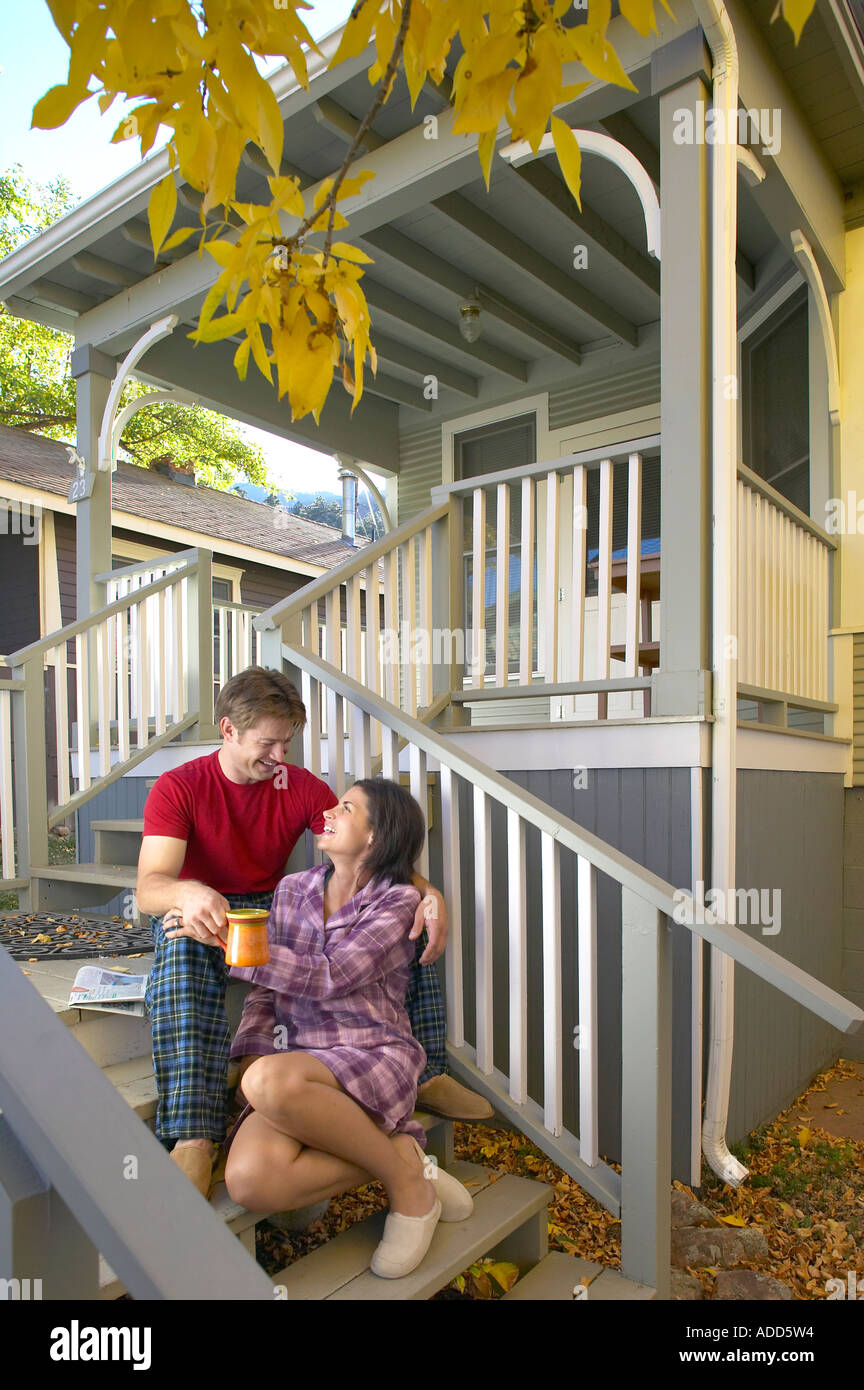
[651,35,713,717]
[70,344,115,621]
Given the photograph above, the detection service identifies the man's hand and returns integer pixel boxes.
[409,887,448,965]
[161,883,230,948]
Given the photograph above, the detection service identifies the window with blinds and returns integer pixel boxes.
[742,289,810,514]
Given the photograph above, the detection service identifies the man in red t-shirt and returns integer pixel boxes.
[138,666,491,1197]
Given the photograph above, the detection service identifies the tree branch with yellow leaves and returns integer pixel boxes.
[33,0,817,424]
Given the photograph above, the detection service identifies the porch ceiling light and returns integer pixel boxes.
[458,296,483,343]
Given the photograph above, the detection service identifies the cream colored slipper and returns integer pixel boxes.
[370,1195,442,1279]
[416,1073,494,1120]
[411,1138,474,1222]
[170,1145,214,1199]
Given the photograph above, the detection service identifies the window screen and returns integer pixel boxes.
[742,291,809,514]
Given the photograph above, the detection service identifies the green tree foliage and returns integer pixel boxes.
[0,165,272,491]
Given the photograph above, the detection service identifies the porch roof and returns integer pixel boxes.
[0,425,365,572]
[0,3,859,463]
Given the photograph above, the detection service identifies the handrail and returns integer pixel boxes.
[6,558,201,667]
[254,504,449,633]
[430,434,662,501]
[94,547,199,584]
[0,947,273,1299]
[285,640,864,1037]
[737,463,836,549]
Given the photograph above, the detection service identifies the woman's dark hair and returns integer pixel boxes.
[351,778,425,886]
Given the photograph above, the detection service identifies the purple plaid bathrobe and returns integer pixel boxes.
[228,864,428,1146]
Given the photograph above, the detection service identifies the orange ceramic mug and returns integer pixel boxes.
[222,909,270,967]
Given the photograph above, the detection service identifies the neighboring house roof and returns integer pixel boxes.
[0,425,368,572]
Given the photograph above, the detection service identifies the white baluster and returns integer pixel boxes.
[495,483,510,688]
[136,597,150,749]
[473,785,493,1074]
[96,622,111,777]
[409,744,429,880]
[116,605,130,762]
[544,471,560,684]
[577,856,598,1166]
[0,689,14,879]
[327,689,345,795]
[520,476,535,685]
[156,587,168,736]
[75,632,91,791]
[507,809,527,1104]
[381,725,399,781]
[54,640,71,807]
[403,539,417,716]
[625,453,642,677]
[595,459,613,696]
[301,671,322,779]
[440,764,464,1048]
[541,831,562,1137]
[419,528,433,709]
[571,466,586,682]
[218,606,227,690]
[364,566,381,759]
[383,550,398,707]
[471,487,486,686]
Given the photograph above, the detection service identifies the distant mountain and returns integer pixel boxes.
[230,482,381,538]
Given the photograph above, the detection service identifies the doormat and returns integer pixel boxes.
[0,912,153,961]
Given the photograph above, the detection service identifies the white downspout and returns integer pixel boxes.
[691,0,749,1186]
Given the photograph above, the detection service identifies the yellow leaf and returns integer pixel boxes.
[774,0,817,45]
[477,129,497,190]
[160,225,197,252]
[551,116,582,210]
[31,83,89,130]
[189,311,252,344]
[719,1214,748,1227]
[797,1126,812,1147]
[619,0,660,37]
[330,242,373,264]
[256,80,284,177]
[485,1261,520,1293]
[148,174,177,258]
[233,338,251,381]
[328,0,378,68]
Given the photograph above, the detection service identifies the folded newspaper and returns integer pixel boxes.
[68,965,149,1017]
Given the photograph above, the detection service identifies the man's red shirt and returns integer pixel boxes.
[142,750,338,894]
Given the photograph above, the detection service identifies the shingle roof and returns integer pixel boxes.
[0,425,368,572]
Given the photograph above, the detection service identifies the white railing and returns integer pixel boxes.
[431,439,659,720]
[5,549,213,886]
[214,599,264,693]
[737,466,836,712]
[255,507,452,735]
[277,641,864,1297]
[0,670,24,889]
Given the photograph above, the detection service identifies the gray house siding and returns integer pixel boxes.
[728,770,845,1143]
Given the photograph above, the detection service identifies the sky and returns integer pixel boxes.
[0,0,387,503]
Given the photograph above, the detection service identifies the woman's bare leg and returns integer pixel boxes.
[241,1053,434,1217]
[225,1111,373,1212]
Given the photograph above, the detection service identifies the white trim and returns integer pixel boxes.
[38,509,62,639]
[441,393,552,484]
[110,536,243,598]
[737,269,805,343]
[436,718,849,774]
[689,766,704,1189]
[0,481,326,577]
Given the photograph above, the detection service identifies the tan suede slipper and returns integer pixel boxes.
[170,1145,214,1199]
[416,1073,495,1121]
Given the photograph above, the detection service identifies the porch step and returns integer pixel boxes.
[502,1249,656,1301]
[29,862,139,914]
[268,1165,551,1301]
[30,863,138,887]
[19,954,155,1067]
[91,820,145,867]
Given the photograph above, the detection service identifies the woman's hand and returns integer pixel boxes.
[409,888,448,964]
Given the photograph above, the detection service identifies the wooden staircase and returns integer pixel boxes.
[20,869,657,1301]
[28,819,145,921]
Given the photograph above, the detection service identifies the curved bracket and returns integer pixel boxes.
[791,228,841,426]
[736,145,766,188]
[110,388,200,457]
[97,314,180,471]
[333,454,393,533]
[499,128,661,260]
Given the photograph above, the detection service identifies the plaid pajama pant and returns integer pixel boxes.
[144,891,447,1144]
